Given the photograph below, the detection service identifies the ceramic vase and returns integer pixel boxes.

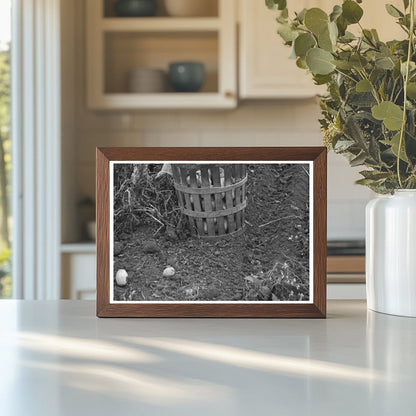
[366,190,416,317]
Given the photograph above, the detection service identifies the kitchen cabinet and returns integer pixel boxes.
[239,0,325,99]
[86,0,237,109]
[61,245,96,300]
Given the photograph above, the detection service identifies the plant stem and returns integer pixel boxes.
[359,69,381,104]
[398,0,415,188]
[334,68,358,84]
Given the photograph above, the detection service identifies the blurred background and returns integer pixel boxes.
[1,0,403,300]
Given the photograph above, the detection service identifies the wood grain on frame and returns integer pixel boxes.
[96,147,327,318]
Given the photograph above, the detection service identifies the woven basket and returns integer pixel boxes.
[172,164,248,238]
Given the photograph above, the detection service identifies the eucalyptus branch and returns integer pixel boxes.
[268,0,416,193]
[397,0,415,188]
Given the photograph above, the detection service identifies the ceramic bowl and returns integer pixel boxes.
[114,0,158,17]
[164,0,217,17]
[168,62,205,92]
[128,68,167,93]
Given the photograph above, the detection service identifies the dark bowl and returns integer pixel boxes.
[168,62,205,93]
[114,0,158,17]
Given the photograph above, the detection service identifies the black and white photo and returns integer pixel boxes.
[110,162,313,303]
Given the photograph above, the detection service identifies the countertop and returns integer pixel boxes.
[0,300,415,415]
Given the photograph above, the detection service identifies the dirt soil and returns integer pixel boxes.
[113,164,310,302]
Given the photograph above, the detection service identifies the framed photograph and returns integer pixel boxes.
[96,147,327,318]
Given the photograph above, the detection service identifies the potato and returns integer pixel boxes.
[115,269,128,286]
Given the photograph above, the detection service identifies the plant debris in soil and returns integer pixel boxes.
[113,163,310,302]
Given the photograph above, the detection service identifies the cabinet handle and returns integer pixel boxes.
[225,91,234,99]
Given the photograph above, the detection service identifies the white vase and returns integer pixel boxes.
[366,190,416,317]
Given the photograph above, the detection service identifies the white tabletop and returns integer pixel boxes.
[0,300,415,416]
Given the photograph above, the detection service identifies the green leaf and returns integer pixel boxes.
[349,92,377,107]
[350,152,367,167]
[294,33,316,58]
[330,5,342,22]
[306,48,335,75]
[318,27,334,52]
[382,132,409,162]
[403,0,410,10]
[378,78,386,100]
[313,74,332,85]
[369,136,382,163]
[304,8,329,35]
[336,15,348,36]
[328,21,338,45]
[296,57,308,69]
[360,170,391,181]
[372,101,404,130]
[277,23,298,43]
[399,14,411,29]
[371,29,380,42]
[334,140,355,151]
[350,54,368,70]
[344,115,367,147]
[401,61,416,77]
[339,31,356,43]
[276,11,288,23]
[296,8,307,23]
[385,4,404,18]
[363,29,376,46]
[333,60,353,70]
[375,55,395,70]
[407,82,416,99]
[266,0,287,11]
[342,0,364,24]
[356,79,372,92]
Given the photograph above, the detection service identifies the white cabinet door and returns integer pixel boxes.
[238,0,404,99]
[359,0,404,41]
[62,253,96,300]
[239,0,326,99]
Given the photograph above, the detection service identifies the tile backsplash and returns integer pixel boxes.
[73,100,373,241]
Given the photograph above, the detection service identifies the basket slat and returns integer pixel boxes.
[235,180,242,230]
[189,169,205,235]
[224,165,236,234]
[211,166,225,234]
[179,167,196,234]
[201,166,216,236]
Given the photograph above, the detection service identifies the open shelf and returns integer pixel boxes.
[91,92,234,109]
[104,31,218,94]
[102,17,220,32]
[61,243,96,254]
[87,0,236,109]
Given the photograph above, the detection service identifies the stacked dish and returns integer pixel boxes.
[128,68,167,93]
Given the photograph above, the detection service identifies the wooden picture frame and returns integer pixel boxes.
[96,147,327,318]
